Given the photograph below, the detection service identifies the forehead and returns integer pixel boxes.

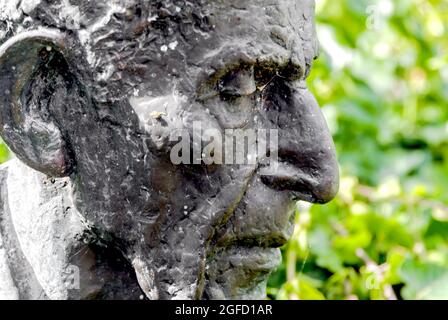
[187,0,318,71]
[1,0,318,100]
[89,0,316,97]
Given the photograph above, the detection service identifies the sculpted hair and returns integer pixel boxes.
[0,0,318,102]
[0,0,215,101]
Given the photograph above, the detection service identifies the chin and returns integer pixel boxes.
[203,246,282,300]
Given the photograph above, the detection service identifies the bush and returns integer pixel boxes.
[268,0,448,300]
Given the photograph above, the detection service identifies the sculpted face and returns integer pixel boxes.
[0,0,338,299]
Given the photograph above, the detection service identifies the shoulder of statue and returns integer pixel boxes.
[0,160,20,299]
[0,159,49,299]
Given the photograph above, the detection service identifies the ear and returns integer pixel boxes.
[0,29,75,177]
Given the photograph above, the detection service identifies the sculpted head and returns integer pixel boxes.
[0,0,338,299]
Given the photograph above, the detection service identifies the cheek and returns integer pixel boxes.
[130,94,228,154]
[204,95,257,129]
[150,159,182,194]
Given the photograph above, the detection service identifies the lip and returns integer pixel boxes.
[211,170,297,252]
[216,232,291,249]
[203,245,282,299]
[211,246,282,272]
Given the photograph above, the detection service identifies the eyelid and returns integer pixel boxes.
[196,66,256,101]
[217,67,256,97]
[196,61,303,101]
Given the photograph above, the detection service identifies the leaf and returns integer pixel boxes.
[399,258,448,300]
[309,228,344,273]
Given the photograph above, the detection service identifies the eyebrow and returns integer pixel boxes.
[255,59,305,80]
[194,43,307,83]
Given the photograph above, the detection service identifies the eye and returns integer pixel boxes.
[217,66,257,99]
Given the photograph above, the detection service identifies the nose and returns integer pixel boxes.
[259,83,339,204]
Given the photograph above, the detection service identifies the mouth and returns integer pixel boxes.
[210,168,298,251]
[212,246,283,272]
[215,231,292,249]
[202,186,296,299]
[210,237,288,279]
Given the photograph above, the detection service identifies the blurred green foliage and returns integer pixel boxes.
[268,0,448,300]
[0,139,10,164]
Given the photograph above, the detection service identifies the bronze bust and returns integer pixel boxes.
[0,0,338,300]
